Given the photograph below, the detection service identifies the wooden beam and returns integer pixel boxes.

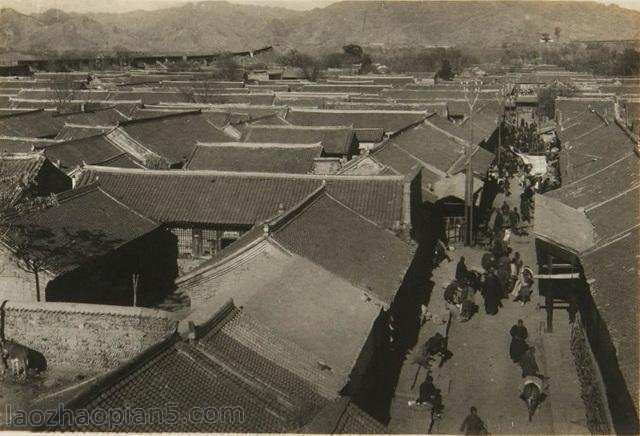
[535,273,580,279]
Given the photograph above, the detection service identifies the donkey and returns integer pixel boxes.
[1,340,30,381]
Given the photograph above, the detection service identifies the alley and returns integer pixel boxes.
[388,186,590,434]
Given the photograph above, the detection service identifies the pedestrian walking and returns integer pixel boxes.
[456,256,469,282]
[460,406,488,435]
[509,207,520,234]
[509,320,529,363]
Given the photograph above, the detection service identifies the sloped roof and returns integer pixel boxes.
[197,304,345,400]
[0,153,47,200]
[581,228,639,414]
[0,136,61,154]
[302,397,387,434]
[556,98,615,125]
[272,192,413,305]
[74,167,405,229]
[560,119,635,184]
[242,125,356,155]
[547,153,639,210]
[177,239,381,378]
[286,109,427,133]
[117,111,235,164]
[2,184,158,274]
[0,109,63,138]
[390,118,465,173]
[54,125,112,141]
[42,134,140,173]
[59,334,314,432]
[533,194,595,254]
[185,142,322,173]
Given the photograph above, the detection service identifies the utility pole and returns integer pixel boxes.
[462,79,481,246]
[494,82,513,167]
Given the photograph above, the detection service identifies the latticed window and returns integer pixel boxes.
[171,227,192,254]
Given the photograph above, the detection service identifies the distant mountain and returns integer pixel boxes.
[1,1,639,56]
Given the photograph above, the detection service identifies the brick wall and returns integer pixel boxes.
[1,301,178,370]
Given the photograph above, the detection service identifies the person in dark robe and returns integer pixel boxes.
[460,407,487,435]
[501,201,510,217]
[496,257,512,298]
[509,207,521,234]
[510,320,529,363]
[456,256,469,282]
[482,270,500,315]
[410,375,444,417]
[522,186,534,221]
[519,346,540,378]
[493,210,504,236]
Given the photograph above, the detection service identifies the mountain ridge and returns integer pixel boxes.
[1,1,639,56]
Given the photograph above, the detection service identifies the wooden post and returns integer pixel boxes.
[132,273,139,307]
[546,254,554,333]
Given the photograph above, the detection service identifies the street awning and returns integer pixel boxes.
[516,152,547,176]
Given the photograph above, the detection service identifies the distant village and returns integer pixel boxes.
[0,47,637,434]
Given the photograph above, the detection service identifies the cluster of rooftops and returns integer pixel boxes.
[0,64,639,432]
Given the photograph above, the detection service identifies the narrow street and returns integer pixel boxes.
[388,183,590,434]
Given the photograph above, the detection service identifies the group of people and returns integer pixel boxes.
[489,200,527,241]
[443,257,481,322]
[509,320,540,377]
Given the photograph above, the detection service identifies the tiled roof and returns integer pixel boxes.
[42,134,138,173]
[390,119,465,173]
[54,107,129,126]
[185,142,322,173]
[177,238,381,378]
[74,167,405,229]
[242,125,356,155]
[54,125,112,141]
[272,192,413,305]
[302,397,387,434]
[300,84,389,94]
[117,111,235,164]
[198,305,345,400]
[372,142,443,187]
[60,335,305,432]
[0,109,63,138]
[355,128,385,143]
[556,98,615,125]
[285,109,427,133]
[2,184,158,274]
[559,120,634,184]
[581,228,639,413]
[0,153,46,200]
[0,136,61,154]
[547,153,639,211]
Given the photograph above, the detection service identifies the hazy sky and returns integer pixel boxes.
[1,0,639,13]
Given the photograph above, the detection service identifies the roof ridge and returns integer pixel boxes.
[118,109,202,126]
[81,165,405,181]
[37,133,110,150]
[195,141,323,149]
[0,108,44,119]
[55,182,101,203]
[249,125,353,131]
[265,182,327,233]
[96,187,159,226]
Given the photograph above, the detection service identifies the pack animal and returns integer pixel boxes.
[1,340,30,381]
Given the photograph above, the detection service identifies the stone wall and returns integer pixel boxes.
[1,301,178,370]
[570,313,612,434]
